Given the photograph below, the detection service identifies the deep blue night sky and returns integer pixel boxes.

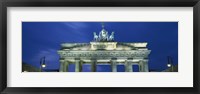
[22,22,178,72]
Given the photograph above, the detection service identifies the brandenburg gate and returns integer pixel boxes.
[57,23,151,72]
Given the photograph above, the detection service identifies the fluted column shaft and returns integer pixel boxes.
[59,60,64,72]
[63,61,69,72]
[143,60,149,72]
[75,58,81,72]
[125,59,133,72]
[111,58,117,72]
[139,60,149,72]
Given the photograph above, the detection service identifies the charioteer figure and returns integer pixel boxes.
[93,22,115,42]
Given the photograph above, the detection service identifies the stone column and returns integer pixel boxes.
[60,60,65,72]
[111,58,117,72]
[139,61,142,72]
[139,60,144,72]
[139,60,149,72]
[63,61,69,72]
[91,58,97,72]
[75,58,81,72]
[138,63,141,72]
[63,62,66,72]
[143,60,149,72]
[125,58,133,72]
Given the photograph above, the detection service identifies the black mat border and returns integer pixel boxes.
[0,0,200,94]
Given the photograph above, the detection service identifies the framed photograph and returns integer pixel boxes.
[1,0,200,94]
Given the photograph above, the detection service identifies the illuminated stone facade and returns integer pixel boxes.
[57,24,151,72]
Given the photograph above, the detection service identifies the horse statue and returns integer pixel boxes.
[109,32,114,41]
[93,32,98,41]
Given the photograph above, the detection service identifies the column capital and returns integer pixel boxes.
[139,59,148,62]
[59,60,65,63]
[143,59,148,62]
